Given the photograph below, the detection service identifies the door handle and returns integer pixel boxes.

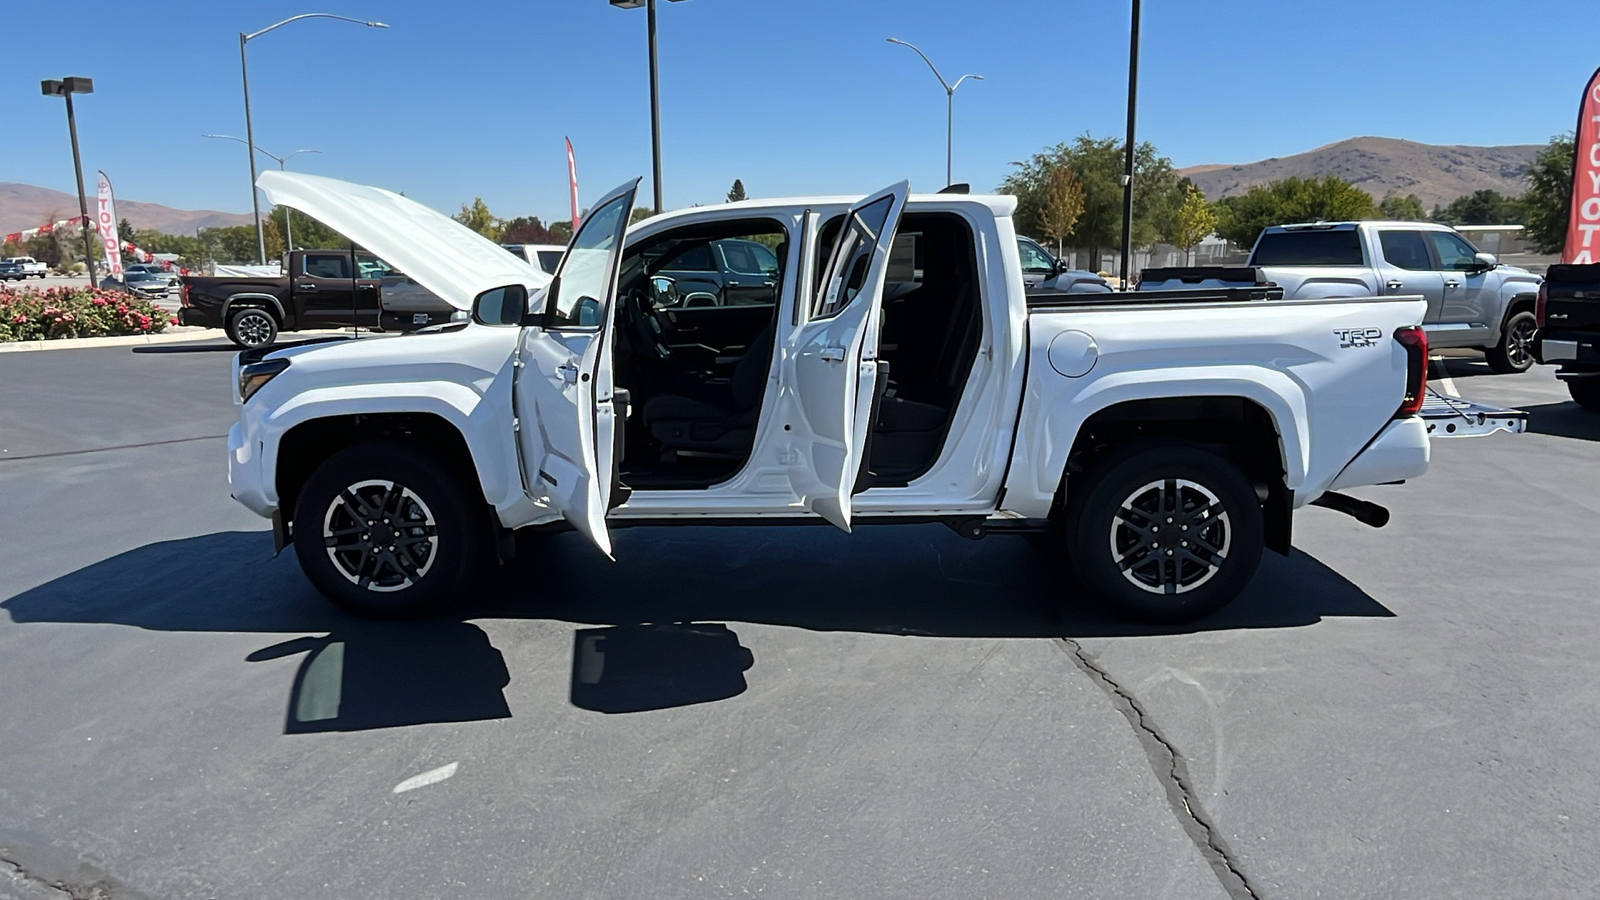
[297,283,317,290]
[1444,280,1461,289]
[726,280,741,286]
[558,363,580,385]
[763,280,775,288]
[819,347,846,362]
[1386,280,1404,292]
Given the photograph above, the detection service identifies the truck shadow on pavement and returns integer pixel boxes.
[1520,400,1600,442]
[2,525,1392,725]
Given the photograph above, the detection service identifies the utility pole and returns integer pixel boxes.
[41,77,98,286]
[1119,0,1142,290]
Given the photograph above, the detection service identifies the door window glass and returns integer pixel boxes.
[1378,231,1433,271]
[303,254,351,279]
[547,192,630,330]
[1018,239,1054,273]
[812,195,893,320]
[1427,231,1480,270]
[537,250,564,273]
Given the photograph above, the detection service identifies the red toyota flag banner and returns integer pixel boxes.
[1564,66,1600,264]
[96,171,124,277]
[566,136,580,232]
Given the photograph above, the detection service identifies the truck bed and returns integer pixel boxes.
[1026,284,1283,309]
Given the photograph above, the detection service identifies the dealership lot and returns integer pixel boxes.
[1,344,1597,899]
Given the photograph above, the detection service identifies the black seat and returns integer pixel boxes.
[641,317,775,458]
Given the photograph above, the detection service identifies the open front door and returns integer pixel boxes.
[513,179,639,556]
[780,181,909,530]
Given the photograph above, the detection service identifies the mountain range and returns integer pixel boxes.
[0,182,252,237]
[1178,137,1543,209]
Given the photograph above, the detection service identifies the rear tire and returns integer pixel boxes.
[292,441,489,618]
[226,307,278,349]
[1568,376,1600,410]
[1485,311,1537,374]
[1066,444,1263,624]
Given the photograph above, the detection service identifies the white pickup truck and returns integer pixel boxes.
[228,172,1436,624]
[0,257,48,280]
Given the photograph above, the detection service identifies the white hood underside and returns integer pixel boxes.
[256,171,551,311]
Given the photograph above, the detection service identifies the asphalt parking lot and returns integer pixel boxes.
[2,343,1598,899]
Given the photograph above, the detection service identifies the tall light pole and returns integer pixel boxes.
[240,13,387,264]
[886,38,982,188]
[609,0,689,214]
[1119,0,1142,289]
[40,77,98,286]
[202,135,320,250]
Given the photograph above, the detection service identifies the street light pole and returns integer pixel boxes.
[239,13,387,264]
[40,77,98,287]
[202,135,319,250]
[886,38,982,188]
[610,0,687,214]
[1119,0,1142,289]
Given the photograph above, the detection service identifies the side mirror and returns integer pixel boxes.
[649,275,680,308]
[471,283,529,326]
[1054,257,1072,273]
[1474,252,1498,270]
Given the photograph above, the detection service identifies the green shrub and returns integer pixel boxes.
[0,286,173,342]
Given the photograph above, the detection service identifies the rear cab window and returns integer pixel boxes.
[1251,229,1365,266]
[1377,231,1433,271]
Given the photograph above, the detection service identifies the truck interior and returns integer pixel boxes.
[611,211,983,492]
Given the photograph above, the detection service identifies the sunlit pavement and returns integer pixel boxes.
[1,346,1596,899]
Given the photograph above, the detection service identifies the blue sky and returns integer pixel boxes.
[2,0,1595,229]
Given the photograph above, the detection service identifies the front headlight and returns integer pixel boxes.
[238,357,291,403]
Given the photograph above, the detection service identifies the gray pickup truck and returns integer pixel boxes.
[1245,222,1543,373]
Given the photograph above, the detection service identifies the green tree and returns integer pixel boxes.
[1213,176,1378,249]
[1520,133,1575,255]
[267,205,347,250]
[727,179,747,202]
[26,234,61,268]
[1001,134,1183,271]
[1378,192,1428,220]
[548,220,574,243]
[452,197,501,239]
[630,208,656,225]
[1036,164,1085,256]
[500,215,560,244]
[1432,190,1522,226]
[1172,184,1218,263]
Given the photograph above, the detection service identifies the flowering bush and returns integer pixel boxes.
[0,286,169,342]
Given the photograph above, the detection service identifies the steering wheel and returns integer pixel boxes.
[628,282,674,363]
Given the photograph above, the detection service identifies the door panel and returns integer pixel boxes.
[778,182,909,530]
[1374,229,1445,321]
[296,251,380,327]
[513,178,639,556]
[1428,230,1496,328]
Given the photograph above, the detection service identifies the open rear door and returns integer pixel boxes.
[514,179,639,556]
[780,182,909,530]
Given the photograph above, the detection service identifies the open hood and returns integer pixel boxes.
[256,171,550,311]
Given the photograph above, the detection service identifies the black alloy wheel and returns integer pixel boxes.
[1486,311,1537,374]
[1067,444,1264,624]
[293,441,488,618]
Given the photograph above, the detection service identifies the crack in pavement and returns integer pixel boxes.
[0,434,227,464]
[1,850,122,900]
[1057,639,1263,900]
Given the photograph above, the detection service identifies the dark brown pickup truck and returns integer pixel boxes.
[178,249,456,348]
[1535,263,1600,408]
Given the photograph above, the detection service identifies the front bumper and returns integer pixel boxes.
[227,421,276,519]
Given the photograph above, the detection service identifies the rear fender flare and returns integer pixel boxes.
[223,293,286,322]
[1011,367,1307,516]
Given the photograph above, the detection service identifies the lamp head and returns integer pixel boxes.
[40,80,64,96]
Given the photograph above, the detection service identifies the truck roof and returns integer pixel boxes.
[1268,220,1456,232]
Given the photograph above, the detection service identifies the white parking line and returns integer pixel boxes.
[392,762,458,794]
[1432,356,1460,398]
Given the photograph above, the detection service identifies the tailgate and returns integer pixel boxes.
[1419,388,1527,437]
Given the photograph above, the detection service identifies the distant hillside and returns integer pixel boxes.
[1179,137,1542,208]
[0,182,252,236]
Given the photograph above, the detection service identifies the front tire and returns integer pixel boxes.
[226,307,278,349]
[292,441,489,618]
[1067,444,1264,624]
[1485,310,1537,374]
[1568,376,1600,410]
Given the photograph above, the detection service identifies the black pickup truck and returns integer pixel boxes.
[178,249,456,348]
[1534,263,1600,408]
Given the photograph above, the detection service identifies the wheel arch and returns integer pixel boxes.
[224,293,287,324]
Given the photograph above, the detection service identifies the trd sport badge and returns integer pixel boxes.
[1334,327,1382,349]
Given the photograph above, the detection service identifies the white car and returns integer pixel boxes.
[501,243,566,276]
[228,171,1441,624]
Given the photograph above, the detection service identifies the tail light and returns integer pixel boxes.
[180,282,191,307]
[1535,281,1548,327]
[1394,326,1428,418]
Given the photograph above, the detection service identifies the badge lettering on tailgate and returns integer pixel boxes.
[1334,327,1382,349]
